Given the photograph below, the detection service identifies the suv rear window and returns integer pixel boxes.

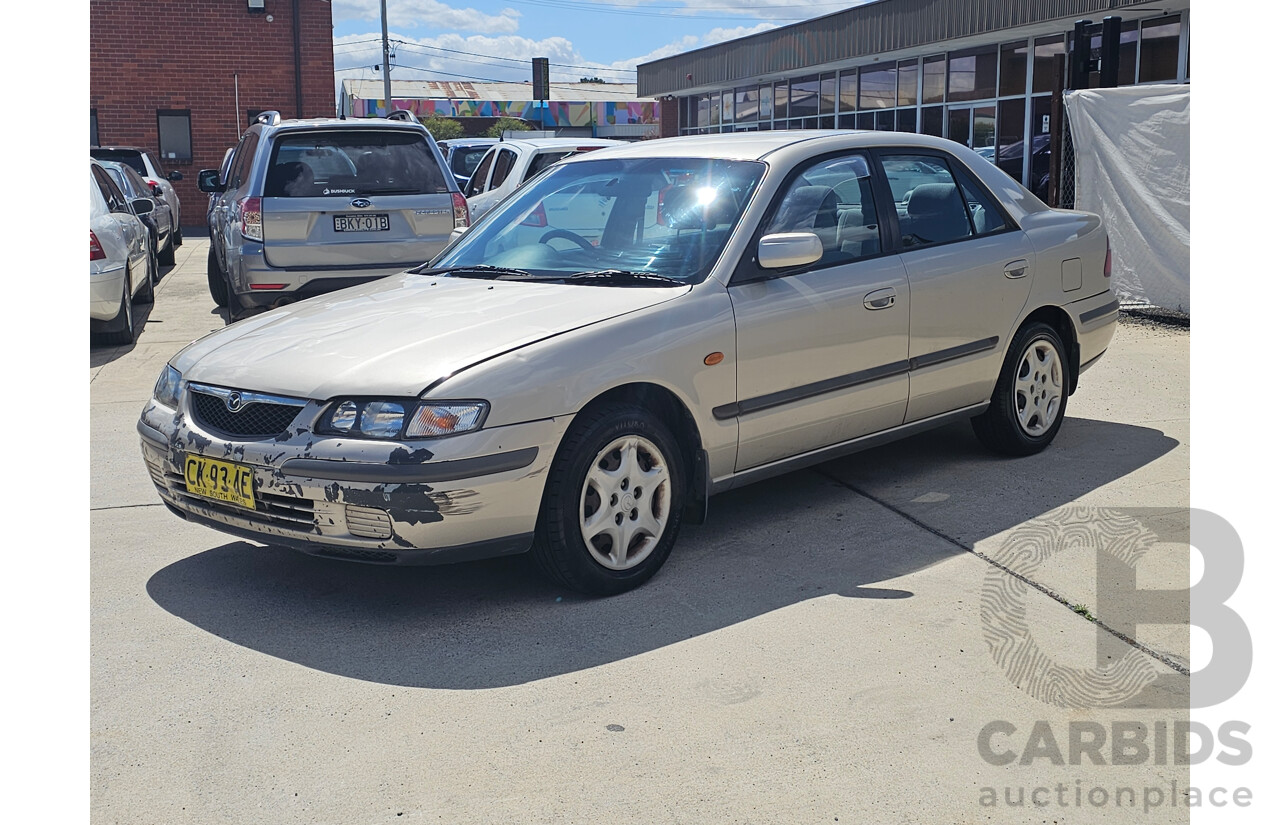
[90,149,146,176]
[264,130,449,198]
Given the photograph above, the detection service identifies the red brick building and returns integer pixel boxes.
[90,0,336,226]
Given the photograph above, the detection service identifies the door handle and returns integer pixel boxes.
[1004,259,1029,279]
[864,288,896,310]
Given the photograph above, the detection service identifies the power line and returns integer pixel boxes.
[391,41,635,76]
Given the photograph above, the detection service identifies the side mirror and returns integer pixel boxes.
[167,171,184,181]
[130,197,155,216]
[757,232,823,269]
[197,169,224,193]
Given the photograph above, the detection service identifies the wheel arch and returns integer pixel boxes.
[574,381,709,524]
[1019,305,1080,394]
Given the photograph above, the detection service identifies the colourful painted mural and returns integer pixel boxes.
[355,98,657,128]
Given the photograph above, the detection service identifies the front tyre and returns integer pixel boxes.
[207,248,229,308]
[531,404,686,596]
[972,321,1068,456]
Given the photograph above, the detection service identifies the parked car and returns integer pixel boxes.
[98,158,176,267]
[197,109,467,319]
[90,146,184,243]
[463,137,621,222]
[139,131,1118,595]
[91,158,155,345]
[436,137,498,188]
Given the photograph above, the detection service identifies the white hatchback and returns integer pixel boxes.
[463,138,621,223]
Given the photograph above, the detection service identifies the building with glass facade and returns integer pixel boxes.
[637,0,1189,200]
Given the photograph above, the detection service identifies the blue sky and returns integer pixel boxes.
[331,0,872,88]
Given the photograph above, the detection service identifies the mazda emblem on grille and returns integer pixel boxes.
[350,198,372,209]
[226,392,244,412]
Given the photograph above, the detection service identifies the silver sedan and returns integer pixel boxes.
[138,131,1118,595]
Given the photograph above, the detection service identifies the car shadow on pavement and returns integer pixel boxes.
[146,417,1178,690]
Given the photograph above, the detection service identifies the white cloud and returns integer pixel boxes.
[334,31,636,86]
[612,22,778,70]
[332,0,521,35]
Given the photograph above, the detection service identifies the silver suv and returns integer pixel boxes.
[198,111,468,319]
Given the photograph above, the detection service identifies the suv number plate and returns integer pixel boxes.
[335,214,390,232]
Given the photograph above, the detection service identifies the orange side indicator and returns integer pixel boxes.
[704,352,724,366]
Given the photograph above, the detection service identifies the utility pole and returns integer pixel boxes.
[380,0,392,114]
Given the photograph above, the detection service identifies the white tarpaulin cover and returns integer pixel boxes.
[1063,85,1189,312]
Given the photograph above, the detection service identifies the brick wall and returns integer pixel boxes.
[659,97,679,138]
[90,0,335,226]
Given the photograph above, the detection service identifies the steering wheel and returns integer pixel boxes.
[539,228,595,252]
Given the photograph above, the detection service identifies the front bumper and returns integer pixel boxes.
[138,394,564,564]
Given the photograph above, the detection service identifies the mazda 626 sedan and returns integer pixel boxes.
[138,131,1118,595]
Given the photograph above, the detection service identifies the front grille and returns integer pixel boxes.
[191,390,304,439]
[164,470,316,532]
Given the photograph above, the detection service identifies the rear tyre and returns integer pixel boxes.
[97,266,136,346]
[207,248,229,308]
[158,226,176,266]
[137,242,155,304]
[173,223,183,247]
[530,403,686,596]
[971,321,1068,456]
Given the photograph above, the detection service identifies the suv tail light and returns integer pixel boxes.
[90,231,106,261]
[239,196,263,242]
[451,192,469,229]
[1103,235,1112,278]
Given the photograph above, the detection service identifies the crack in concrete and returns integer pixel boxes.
[814,467,1192,678]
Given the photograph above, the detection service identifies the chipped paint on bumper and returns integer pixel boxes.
[138,396,563,564]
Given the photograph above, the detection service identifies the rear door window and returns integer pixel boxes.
[880,154,974,247]
[264,130,449,197]
[489,148,517,188]
[465,149,497,196]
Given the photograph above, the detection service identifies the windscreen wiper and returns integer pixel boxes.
[566,269,686,286]
[411,264,536,279]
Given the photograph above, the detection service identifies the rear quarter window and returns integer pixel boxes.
[264,130,449,197]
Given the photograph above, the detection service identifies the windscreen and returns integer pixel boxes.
[91,149,145,176]
[264,130,449,197]
[435,156,766,285]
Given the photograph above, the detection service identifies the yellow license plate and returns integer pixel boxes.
[184,455,256,510]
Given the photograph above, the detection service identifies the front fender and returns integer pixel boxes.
[431,286,740,480]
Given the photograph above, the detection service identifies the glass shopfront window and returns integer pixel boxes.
[1140,15,1181,82]
[897,59,918,106]
[759,85,774,121]
[922,54,946,104]
[790,75,820,119]
[774,81,789,121]
[999,41,1028,97]
[948,46,998,102]
[1032,35,1066,94]
[859,61,896,110]
[839,70,858,113]
[736,87,759,121]
[820,73,837,115]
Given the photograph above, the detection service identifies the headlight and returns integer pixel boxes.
[317,399,488,440]
[153,365,183,409]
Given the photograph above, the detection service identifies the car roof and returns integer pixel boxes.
[259,116,428,133]
[91,146,152,156]
[562,130,973,162]
[498,137,622,150]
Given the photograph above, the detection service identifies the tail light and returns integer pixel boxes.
[90,231,106,261]
[1103,235,1112,278]
[451,192,469,229]
[239,196,263,242]
[519,202,548,228]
